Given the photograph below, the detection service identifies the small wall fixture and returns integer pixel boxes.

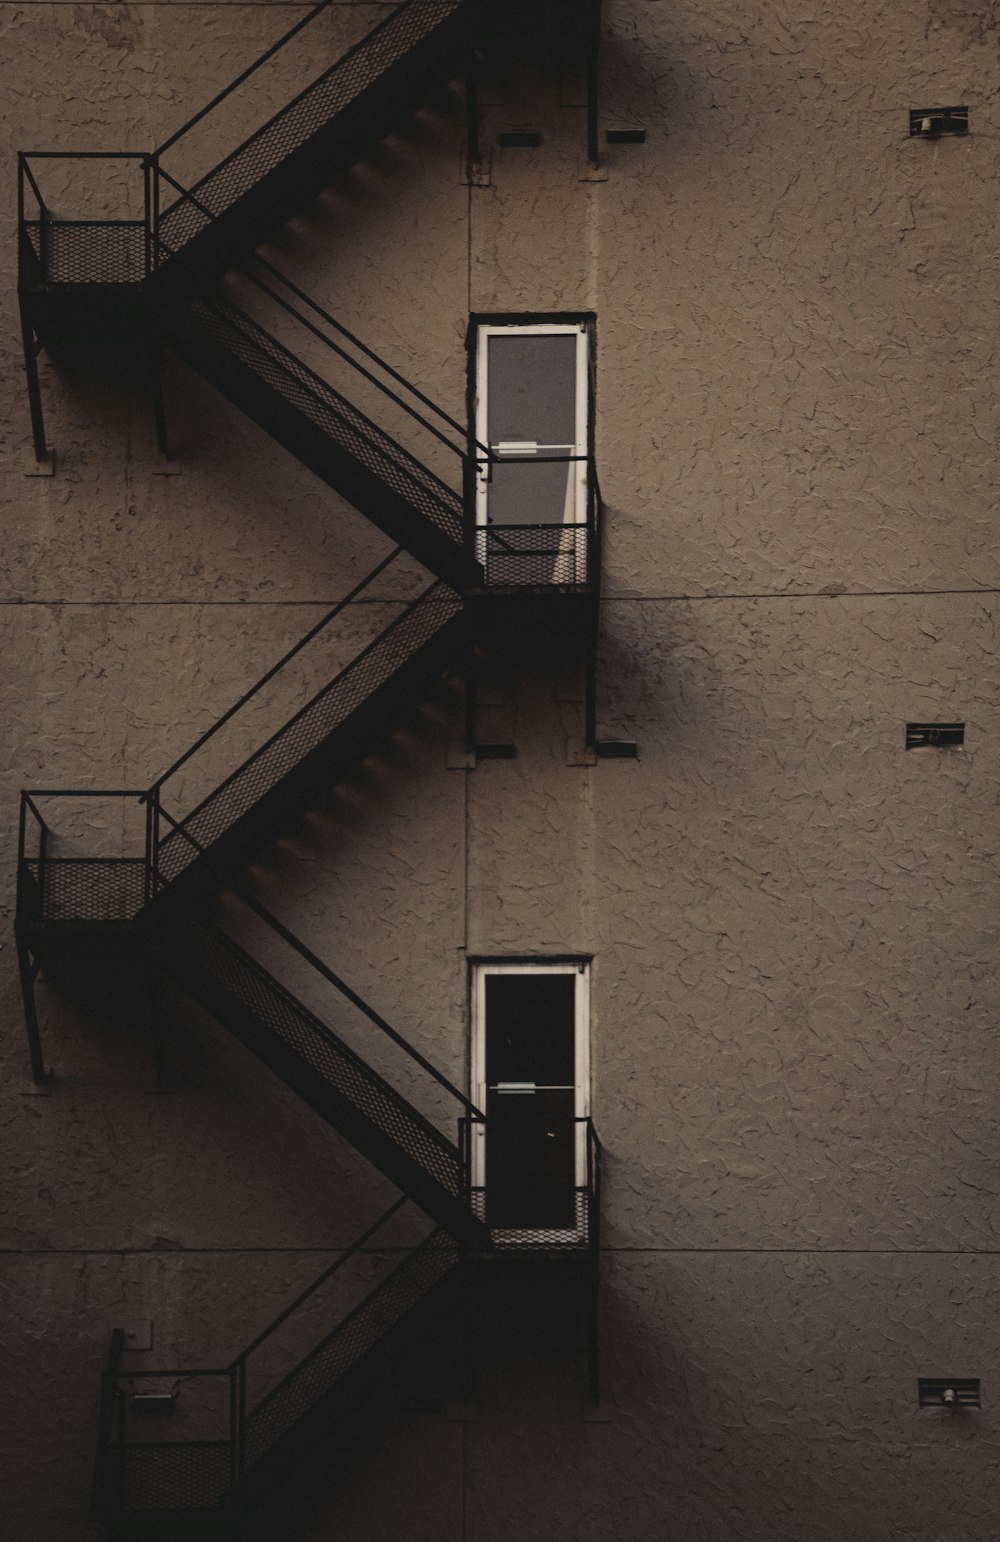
[499,131,542,148]
[918,1377,980,1409]
[606,129,646,145]
[129,1390,177,1414]
[909,107,968,138]
[905,723,965,750]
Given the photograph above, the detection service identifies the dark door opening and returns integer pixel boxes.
[481,970,579,1230]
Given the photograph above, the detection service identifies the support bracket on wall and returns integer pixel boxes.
[19,304,50,467]
[16,937,50,1089]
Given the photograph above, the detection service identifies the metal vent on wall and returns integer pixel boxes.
[905,723,964,750]
[918,1378,981,1409]
[909,107,968,137]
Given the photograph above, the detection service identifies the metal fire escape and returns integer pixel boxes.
[15,0,604,1529]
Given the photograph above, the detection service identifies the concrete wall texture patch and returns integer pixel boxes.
[2,2,999,1538]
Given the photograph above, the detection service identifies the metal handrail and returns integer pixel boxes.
[241,1221,453,1443]
[158,0,453,216]
[156,162,477,458]
[146,803,482,1127]
[154,576,456,843]
[147,548,402,793]
[234,262,472,465]
[233,890,486,1119]
[151,167,488,489]
[172,293,467,522]
[232,1197,410,1368]
[243,253,496,464]
[155,0,338,156]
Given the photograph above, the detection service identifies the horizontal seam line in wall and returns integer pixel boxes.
[5,3,385,8]
[604,587,1000,603]
[5,1246,1000,1256]
[0,598,415,607]
[3,588,998,607]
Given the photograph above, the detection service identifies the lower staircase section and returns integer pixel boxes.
[149,915,486,1248]
[94,1209,463,1531]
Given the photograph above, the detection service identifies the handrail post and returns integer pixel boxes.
[90,1328,126,1522]
[143,791,153,904]
[17,938,47,1086]
[150,788,160,897]
[142,154,152,277]
[586,0,601,170]
[150,153,160,271]
[19,304,49,465]
[229,1359,245,1481]
[586,1122,601,1406]
[462,453,477,577]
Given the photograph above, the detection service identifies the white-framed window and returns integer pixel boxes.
[470,960,590,1238]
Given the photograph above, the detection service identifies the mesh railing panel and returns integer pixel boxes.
[467,1189,593,1249]
[163,919,463,1197]
[243,1229,458,1466]
[168,296,465,547]
[156,582,461,882]
[118,1442,232,1512]
[24,858,147,924]
[475,524,592,588]
[158,0,466,254]
[24,222,147,285]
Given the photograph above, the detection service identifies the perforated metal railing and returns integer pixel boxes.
[162,293,466,551]
[156,0,468,257]
[21,858,148,925]
[475,522,594,589]
[461,1118,603,1252]
[21,222,148,285]
[242,1227,459,1466]
[18,3,471,289]
[119,1443,233,1514]
[159,916,465,1201]
[155,580,462,884]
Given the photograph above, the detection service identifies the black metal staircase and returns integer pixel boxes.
[15,0,605,1527]
[154,287,477,589]
[149,916,484,1245]
[153,0,477,279]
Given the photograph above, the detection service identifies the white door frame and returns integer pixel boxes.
[474,322,590,532]
[470,960,591,1237]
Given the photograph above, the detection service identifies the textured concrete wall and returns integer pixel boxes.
[3,1,1000,1538]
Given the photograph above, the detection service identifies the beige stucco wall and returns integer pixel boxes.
[2,2,999,1537]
